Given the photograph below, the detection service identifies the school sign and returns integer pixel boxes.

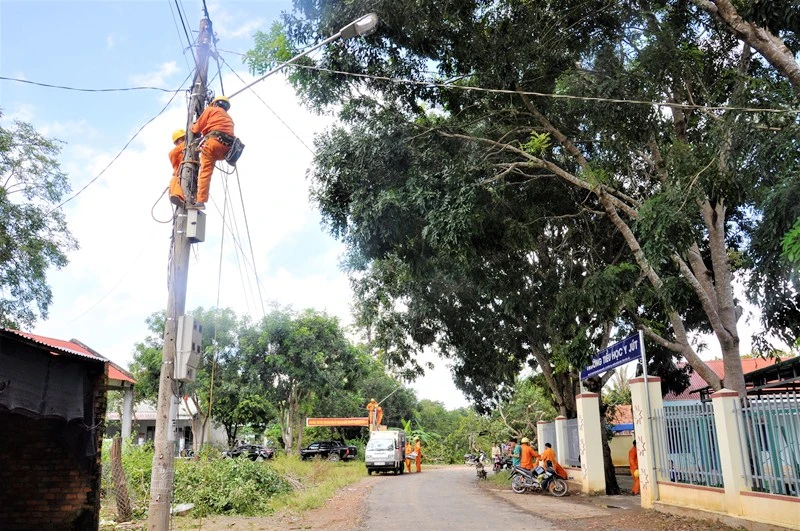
[580,332,644,380]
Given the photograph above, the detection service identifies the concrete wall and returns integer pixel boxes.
[657,482,727,513]
[739,491,800,530]
[609,434,633,467]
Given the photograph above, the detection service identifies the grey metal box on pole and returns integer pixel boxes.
[175,316,203,382]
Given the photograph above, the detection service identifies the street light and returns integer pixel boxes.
[228,13,379,99]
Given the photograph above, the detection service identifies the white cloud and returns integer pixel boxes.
[206,0,266,40]
[106,33,116,50]
[130,61,180,87]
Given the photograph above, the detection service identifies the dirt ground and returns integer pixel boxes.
[168,477,379,530]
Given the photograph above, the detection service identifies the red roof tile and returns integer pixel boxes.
[8,329,136,384]
[664,358,779,401]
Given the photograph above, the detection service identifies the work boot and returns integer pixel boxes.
[188,202,205,210]
[170,195,185,207]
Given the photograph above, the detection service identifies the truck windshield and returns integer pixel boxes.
[367,439,394,451]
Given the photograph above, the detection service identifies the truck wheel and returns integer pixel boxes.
[327,453,340,462]
[399,465,404,475]
[367,469,373,475]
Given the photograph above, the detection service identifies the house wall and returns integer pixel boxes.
[0,361,105,530]
[610,435,633,467]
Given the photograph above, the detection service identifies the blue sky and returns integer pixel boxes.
[1,0,470,409]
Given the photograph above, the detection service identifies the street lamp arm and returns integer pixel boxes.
[228,13,378,99]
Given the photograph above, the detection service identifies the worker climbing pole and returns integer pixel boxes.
[147,15,213,531]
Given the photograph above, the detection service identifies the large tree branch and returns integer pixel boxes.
[673,252,732,344]
[691,0,800,94]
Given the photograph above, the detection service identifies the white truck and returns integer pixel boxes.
[365,429,407,475]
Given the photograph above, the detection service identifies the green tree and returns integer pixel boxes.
[0,116,77,328]
[247,0,800,401]
[240,308,359,454]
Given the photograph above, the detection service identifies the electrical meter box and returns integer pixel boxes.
[175,315,203,382]
[187,209,206,243]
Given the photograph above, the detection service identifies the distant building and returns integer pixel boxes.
[664,358,782,405]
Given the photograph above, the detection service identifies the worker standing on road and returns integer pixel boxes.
[414,436,423,473]
[540,442,567,479]
[189,96,235,209]
[519,437,539,471]
[168,129,186,206]
[629,440,640,495]
[405,440,413,473]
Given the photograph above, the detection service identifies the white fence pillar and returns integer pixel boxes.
[537,421,547,454]
[711,389,748,516]
[576,392,605,494]
[121,386,134,440]
[630,376,663,509]
[555,415,567,466]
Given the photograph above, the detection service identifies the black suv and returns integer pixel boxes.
[300,441,358,461]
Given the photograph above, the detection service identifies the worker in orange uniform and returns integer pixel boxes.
[189,95,235,209]
[414,437,423,472]
[539,442,567,479]
[519,437,540,471]
[375,404,383,426]
[168,129,186,206]
[367,399,378,427]
[405,440,413,473]
[629,439,640,495]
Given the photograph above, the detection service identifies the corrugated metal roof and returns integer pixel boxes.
[2,329,136,384]
[664,358,780,401]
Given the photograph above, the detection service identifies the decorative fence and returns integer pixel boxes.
[564,418,581,467]
[737,391,800,498]
[652,403,723,487]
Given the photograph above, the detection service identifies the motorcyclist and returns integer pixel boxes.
[519,437,540,471]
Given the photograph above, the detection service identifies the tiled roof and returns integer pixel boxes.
[609,404,632,425]
[6,329,136,384]
[664,358,779,401]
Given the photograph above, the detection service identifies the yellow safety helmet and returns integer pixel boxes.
[211,96,230,110]
[172,129,186,143]
[521,437,530,444]
[634,469,640,478]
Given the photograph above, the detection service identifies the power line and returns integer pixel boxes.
[282,64,800,115]
[0,75,181,93]
[218,54,314,154]
[234,167,267,318]
[50,71,193,213]
[167,0,194,71]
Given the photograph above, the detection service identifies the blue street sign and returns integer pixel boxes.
[580,333,643,380]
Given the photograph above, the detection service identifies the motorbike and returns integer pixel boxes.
[510,462,568,497]
[494,455,513,473]
[464,450,488,466]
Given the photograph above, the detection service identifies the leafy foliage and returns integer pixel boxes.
[0,116,77,328]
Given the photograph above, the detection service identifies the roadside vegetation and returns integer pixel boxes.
[100,443,366,524]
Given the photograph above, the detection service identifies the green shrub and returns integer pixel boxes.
[173,458,291,516]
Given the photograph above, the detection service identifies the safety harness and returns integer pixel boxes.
[206,130,246,166]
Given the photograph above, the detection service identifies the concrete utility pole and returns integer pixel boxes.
[147,16,212,530]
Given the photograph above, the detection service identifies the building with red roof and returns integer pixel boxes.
[664,357,782,403]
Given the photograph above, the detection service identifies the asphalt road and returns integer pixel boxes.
[362,466,563,530]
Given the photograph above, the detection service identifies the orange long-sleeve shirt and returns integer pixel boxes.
[169,141,185,174]
[520,444,539,470]
[540,447,556,466]
[191,106,234,136]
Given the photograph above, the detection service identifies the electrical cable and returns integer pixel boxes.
[49,71,193,213]
[276,64,800,115]
[0,75,181,93]
[167,0,194,71]
[205,171,228,446]
[233,166,267,318]
[219,54,314,154]
[151,186,178,224]
[174,0,194,51]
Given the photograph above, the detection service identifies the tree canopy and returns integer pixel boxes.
[0,115,76,328]
[246,0,800,405]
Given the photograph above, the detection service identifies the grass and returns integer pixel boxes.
[487,468,512,488]
[265,454,367,513]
